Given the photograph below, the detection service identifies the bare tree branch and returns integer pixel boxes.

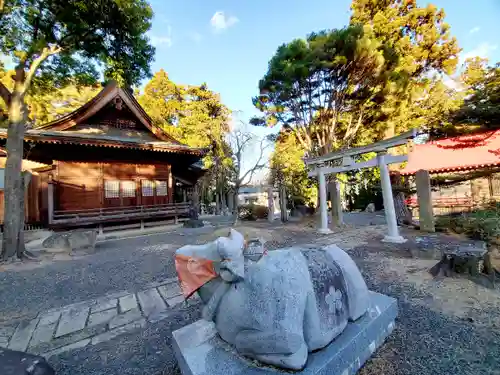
[239,136,268,186]
[228,126,270,191]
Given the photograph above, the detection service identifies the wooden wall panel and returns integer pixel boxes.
[56,178,101,211]
[38,170,50,224]
[102,163,137,180]
[57,162,101,184]
[54,161,172,211]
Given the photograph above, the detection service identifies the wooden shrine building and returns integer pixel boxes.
[0,82,208,228]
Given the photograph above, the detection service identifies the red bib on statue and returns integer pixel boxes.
[175,254,218,298]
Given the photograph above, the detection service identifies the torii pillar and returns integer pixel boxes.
[317,167,331,234]
[378,153,406,243]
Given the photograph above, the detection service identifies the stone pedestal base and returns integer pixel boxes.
[173,291,397,375]
[183,219,205,228]
[317,228,332,234]
[382,235,407,244]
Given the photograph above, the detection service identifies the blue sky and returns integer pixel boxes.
[146,0,500,122]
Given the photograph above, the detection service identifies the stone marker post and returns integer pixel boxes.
[227,191,234,215]
[279,184,288,222]
[317,168,331,233]
[267,186,274,222]
[415,169,435,232]
[329,176,343,226]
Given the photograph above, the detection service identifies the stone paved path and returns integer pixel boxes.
[0,277,199,359]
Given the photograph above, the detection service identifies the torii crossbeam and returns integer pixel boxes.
[304,129,417,243]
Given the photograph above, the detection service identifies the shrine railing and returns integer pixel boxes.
[406,197,475,217]
[50,203,190,226]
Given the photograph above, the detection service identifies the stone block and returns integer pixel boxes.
[42,229,97,253]
[88,308,118,327]
[166,295,185,308]
[55,307,89,338]
[108,308,142,330]
[91,319,146,346]
[43,338,91,359]
[119,294,138,313]
[38,310,61,326]
[137,288,167,317]
[30,322,57,347]
[91,298,117,313]
[173,291,397,375]
[7,319,39,352]
[30,325,105,355]
[158,283,182,300]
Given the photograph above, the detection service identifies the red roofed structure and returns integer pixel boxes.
[400,130,500,175]
[400,130,500,216]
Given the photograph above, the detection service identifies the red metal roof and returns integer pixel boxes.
[400,130,500,175]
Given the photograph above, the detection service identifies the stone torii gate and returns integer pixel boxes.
[304,129,417,243]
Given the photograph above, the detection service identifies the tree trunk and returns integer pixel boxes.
[221,192,227,215]
[215,193,221,215]
[384,123,395,140]
[2,93,26,260]
[233,189,239,225]
[233,189,238,215]
[394,192,412,225]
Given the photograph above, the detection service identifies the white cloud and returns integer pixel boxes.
[469,26,480,34]
[210,11,239,32]
[149,26,173,48]
[443,76,464,91]
[462,42,498,61]
[189,31,203,43]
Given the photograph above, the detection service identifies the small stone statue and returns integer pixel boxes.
[175,230,370,370]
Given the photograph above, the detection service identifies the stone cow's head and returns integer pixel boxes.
[175,229,250,298]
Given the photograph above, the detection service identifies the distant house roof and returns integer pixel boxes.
[400,130,500,175]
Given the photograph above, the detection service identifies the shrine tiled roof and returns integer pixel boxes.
[400,130,500,175]
[0,129,208,156]
[0,81,210,157]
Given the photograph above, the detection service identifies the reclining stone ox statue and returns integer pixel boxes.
[175,229,370,370]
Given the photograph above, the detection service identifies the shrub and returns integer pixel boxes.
[238,204,268,221]
[436,204,500,241]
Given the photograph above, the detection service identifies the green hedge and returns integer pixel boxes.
[436,204,500,241]
[238,204,268,221]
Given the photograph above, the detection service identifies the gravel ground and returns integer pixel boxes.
[0,222,233,323]
[2,215,500,375]
[353,230,500,375]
